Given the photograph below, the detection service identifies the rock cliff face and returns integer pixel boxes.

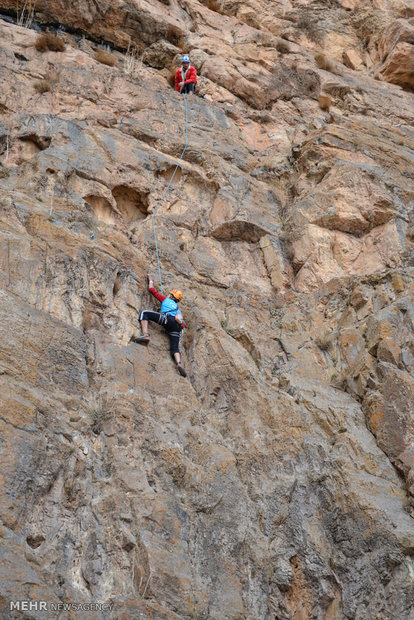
[0,1,414,618]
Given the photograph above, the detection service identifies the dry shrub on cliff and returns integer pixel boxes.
[352,8,387,40]
[276,39,291,54]
[35,33,66,53]
[202,0,225,13]
[165,25,191,54]
[16,0,35,28]
[34,79,51,93]
[266,64,321,104]
[86,394,115,434]
[47,67,60,84]
[123,43,142,78]
[0,165,10,178]
[33,67,60,93]
[315,331,334,351]
[165,24,186,48]
[318,93,333,110]
[314,53,337,73]
[95,49,117,67]
[297,12,324,44]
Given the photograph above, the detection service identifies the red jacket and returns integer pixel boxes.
[175,65,197,92]
[149,286,165,304]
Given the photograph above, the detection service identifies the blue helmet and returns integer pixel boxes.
[182,55,190,63]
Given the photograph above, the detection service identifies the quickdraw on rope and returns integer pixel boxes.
[152,93,189,294]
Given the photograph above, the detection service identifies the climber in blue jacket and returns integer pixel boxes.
[132,275,187,377]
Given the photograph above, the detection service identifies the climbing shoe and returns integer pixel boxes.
[131,335,150,345]
[177,363,187,377]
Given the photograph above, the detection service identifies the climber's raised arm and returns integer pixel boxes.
[147,274,166,302]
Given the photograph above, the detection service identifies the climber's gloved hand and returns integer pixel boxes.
[147,274,153,289]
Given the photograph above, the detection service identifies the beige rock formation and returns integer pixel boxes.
[380,42,414,89]
[0,0,413,618]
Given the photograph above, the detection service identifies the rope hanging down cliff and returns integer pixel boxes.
[152,93,189,294]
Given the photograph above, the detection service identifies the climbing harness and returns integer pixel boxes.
[152,93,189,294]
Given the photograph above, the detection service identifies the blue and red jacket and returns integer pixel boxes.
[149,287,184,328]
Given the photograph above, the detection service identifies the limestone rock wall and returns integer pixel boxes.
[0,1,414,618]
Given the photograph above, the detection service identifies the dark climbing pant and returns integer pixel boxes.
[139,311,182,356]
[181,82,195,94]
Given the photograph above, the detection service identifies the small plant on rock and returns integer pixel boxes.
[276,39,291,54]
[352,8,386,40]
[315,53,338,74]
[33,68,60,94]
[34,79,51,93]
[35,33,66,53]
[16,0,35,28]
[267,63,321,103]
[315,331,333,351]
[95,48,117,67]
[297,12,324,44]
[0,165,10,178]
[86,393,115,434]
[318,93,333,111]
[123,43,142,78]
[203,0,225,13]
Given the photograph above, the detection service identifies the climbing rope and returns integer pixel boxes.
[152,93,189,293]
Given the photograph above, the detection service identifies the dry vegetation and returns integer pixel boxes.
[0,165,10,178]
[16,0,35,28]
[86,394,116,434]
[297,12,324,44]
[33,67,60,93]
[165,24,186,48]
[34,79,51,93]
[276,39,291,54]
[314,52,338,73]
[123,43,142,78]
[35,33,66,53]
[318,93,333,111]
[202,0,225,13]
[266,63,321,105]
[95,49,117,67]
[352,8,387,41]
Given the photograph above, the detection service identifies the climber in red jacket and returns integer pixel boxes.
[131,275,187,377]
[175,55,197,94]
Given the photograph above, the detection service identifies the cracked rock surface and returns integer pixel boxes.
[0,1,414,618]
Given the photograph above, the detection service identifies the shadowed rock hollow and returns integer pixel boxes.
[0,0,414,618]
